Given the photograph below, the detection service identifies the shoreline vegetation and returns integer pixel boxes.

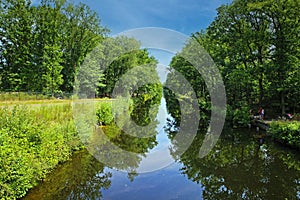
[1,97,299,199]
[268,121,300,150]
[0,0,299,199]
[0,89,162,199]
[0,100,114,199]
[0,103,81,199]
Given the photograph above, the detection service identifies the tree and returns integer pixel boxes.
[60,2,108,93]
[0,0,34,91]
[76,45,105,98]
[31,0,66,95]
[191,0,300,116]
[253,0,300,114]
[205,1,271,108]
[0,0,107,95]
[95,36,159,98]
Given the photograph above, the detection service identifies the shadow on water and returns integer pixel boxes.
[177,128,300,199]
[22,149,112,200]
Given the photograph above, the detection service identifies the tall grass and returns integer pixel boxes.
[0,104,82,199]
[0,92,52,101]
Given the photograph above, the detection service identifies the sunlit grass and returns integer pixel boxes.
[0,98,114,107]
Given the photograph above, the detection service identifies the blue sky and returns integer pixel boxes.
[73,0,232,36]
[70,0,233,68]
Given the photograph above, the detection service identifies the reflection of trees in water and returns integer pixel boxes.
[163,86,209,142]
[104,125,158,154]
[23,150,111,200]
[173,129,300,199]
[163,68,299,199]
[74,75,162,176]
[89,89,162,174]
[163,85,209,159]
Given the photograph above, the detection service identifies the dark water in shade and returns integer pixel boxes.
[22,97,300,200]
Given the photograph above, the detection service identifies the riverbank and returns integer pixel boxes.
[0,104,82,199]
[249,118,300,149]
[267,120,300,150]
[0,98,117,199]
[1,100,299,199]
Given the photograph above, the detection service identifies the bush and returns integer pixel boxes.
[268,121,300,149]
[227,104,250,128]
[95,101,114,125]
[0,105,82,199]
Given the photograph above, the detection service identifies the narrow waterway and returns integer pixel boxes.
[23,97,300,200]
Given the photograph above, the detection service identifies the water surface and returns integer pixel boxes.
[23,97,300,199]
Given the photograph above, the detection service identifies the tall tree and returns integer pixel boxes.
[0,0,107,95]
[60,2,108,93]
[32,0,65,95]
[205,1,271,108]
[194,0,300,115]
[96,36,158,97]
[253,0,300,114]
[0,0,34,91]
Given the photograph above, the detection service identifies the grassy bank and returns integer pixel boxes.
[0,104,82,199]
[267,121,300,149]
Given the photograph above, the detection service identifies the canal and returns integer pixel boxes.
[23,97,300,199]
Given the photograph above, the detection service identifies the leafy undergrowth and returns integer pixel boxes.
[268,121,300,149]
[0,104,82,199]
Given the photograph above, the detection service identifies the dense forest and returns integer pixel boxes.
[1,0,298,117]
[0,0,105,94]
[204,0,299,116]
[0,0,160,99]
[166,0,299,126]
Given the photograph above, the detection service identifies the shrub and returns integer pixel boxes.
[227,104,250,128]
[0,105,82,199]
[268,121,300,149]
[95,101,114,125]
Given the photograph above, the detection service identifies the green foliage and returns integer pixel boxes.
[0,105,82,199]
[0,0,33,91]
[75,36,161,99]
[131,83,162,126]
[76,47,105,98]
[41,45,64,95]
[95,101,114,125]
[226,104,250,128]
[164,48,210,130]
[193,0,300,115]
[98,37,158,97]
[0,0,107,94]
[268,121,300,149]
[60,2,107,92]
[94,97,159,170]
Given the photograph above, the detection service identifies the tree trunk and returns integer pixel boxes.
[258,76,263,107]
[281,91,285,115]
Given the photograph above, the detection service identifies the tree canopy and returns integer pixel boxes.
[205,0,300,116]
[165,0,300,126]
[0,0,107,95]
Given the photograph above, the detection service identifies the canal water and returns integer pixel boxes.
[23,97,300,200]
